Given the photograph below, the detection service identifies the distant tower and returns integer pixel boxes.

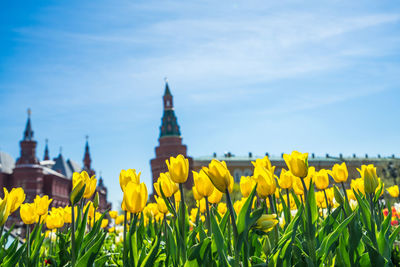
[83,136,95,177]
[150,80,193,192]
[14,109,43,199]
[43,139,50,161]
[16,109,39,165]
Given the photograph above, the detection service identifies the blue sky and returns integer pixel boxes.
[1,0,400,208]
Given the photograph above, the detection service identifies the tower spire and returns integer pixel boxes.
[43,139,50,160]
[83,135,94,176]
[23,108,34,141]
[160,80,181,138]
[16,108,39,165]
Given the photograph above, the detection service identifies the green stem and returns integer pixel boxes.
[205,197,212,235]
[71,204,76,266]
[225,189,239,267]
[300,177,308,201]
[123,210,127,266]
[341,182,349,205]
[323,189,330,215]
[286,189,291,223]
[179,183,187,262]
[26,224,30,264]
[268,195,276,214]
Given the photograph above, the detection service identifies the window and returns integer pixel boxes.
[233,169,243,183]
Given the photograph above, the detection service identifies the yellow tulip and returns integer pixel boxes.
[109,210,118,219]
[283,151,309,178]
[155,196,169,214]
[315,191,326,208]
[278,169,293,190]
[119,169,141,191]
[202,159,233,193]
[73,171,97,199]
[357,164,379,194]
[208,188,223,204]
[157,172,179,198]
[20,203,38,225]
[240,176,256,197]
[192,186,203,201]
[165,154,189,184]
[63,206,76,224]
[115,215,124,225]
[329,162,348,183]
[293,177,304,196]
[109,227,115,233]
[314,169,329,190]
[351,178,365,195]
[0,191,11,226]
[197,198,207,214]
[217,203,227,215]
[255,214,278,233]
[144,203,159,218]
[34,195,52,216]
[5,188,25,213]
[251,156,273,172]
[84,201,96,219]
[100,219,108,228]
[123,182,148,214]
[253,165,276,198]
[387,185,399,198]
[46,211,64,230]
[193,170,215,198]
[233,199,244,215]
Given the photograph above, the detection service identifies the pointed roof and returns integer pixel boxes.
[23,108,34,141]
[159,82,181,138]
[164,80,171,96]
[98,171,105,188]
[44,139,50,160]
[52,152,72,178]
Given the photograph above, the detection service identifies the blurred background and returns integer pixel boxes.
[1,0,399,209]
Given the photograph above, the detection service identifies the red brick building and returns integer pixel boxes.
[150,81,193,192]
[0,110,111,228]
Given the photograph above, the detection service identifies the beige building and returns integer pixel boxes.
[193,152,399,186]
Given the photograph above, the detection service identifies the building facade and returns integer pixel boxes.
[0,111,111,229]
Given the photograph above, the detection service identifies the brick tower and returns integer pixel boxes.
[150,80,193,192]
[13,109,44,201]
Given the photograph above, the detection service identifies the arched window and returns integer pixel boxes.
[233,169,243,183]
[243,169,252,177]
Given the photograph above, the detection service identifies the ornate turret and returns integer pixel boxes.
[150,80,193,192]
[43,139,50,161]
[83,136,95,176]
[160,80,181,138]
[16,109,39,165]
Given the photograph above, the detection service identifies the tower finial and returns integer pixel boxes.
[27,108,31,118]
[44,138,50,160]
[59,146,62,155]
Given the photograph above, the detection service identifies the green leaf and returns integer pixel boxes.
[75,232,107,267]
[318,211,356,262]
[210,209,228,266]
[70,182,86,206]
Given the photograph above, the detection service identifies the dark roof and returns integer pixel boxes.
[23,117,34,141]
[52,153,72,178]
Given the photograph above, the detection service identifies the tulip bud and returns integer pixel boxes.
[357,165,379,194]
[333,185,344,206]
[165,154,189,184]
[283,151,309,178]
[93,192,99,209]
